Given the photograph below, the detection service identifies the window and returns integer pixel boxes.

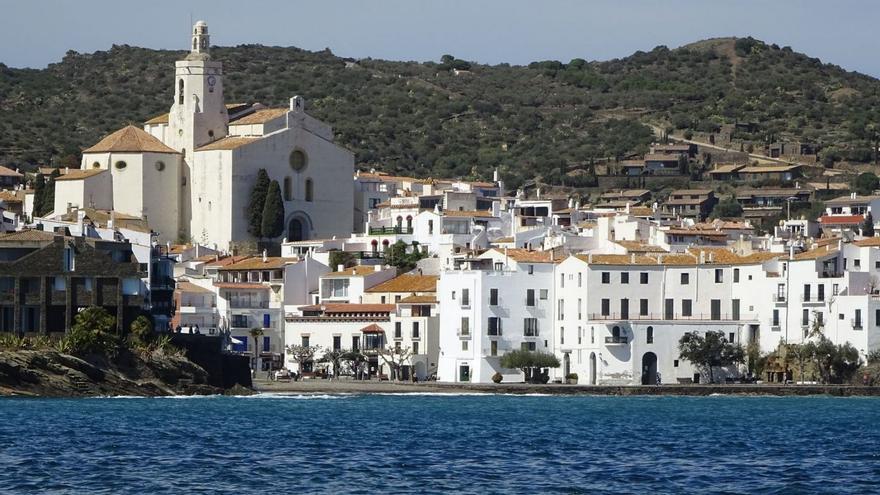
[673,359,679,368]
[590,327,595,344]
[640,299,648,316]
[428,220,434,235]
[646,326,654,344]
[461,288,470,307]
[289,149,307,171]
[682,299,692,317]
[539,289,549,300]
[578,327,582,345]
[155,161,165,171]
[523,318,539,336]
[877,309,880,327]
[301,336,310,347]
[601,299,610,316]
[772,309,780,327]
[733,268,740,283]
[620,299,629,319]
[451,290,456,300]
[412,322,420,339]
[489,288,499,306]
[601,272,610,284]
[490,341,498,356]
[525,289,535,307]
[855,259,862,269]
[178,79,184,105]
[521,342,536,351]
[714,269,723,283]
[305,178,314,202]
[621,272,629,284]
[460,317,470,335]
[91,161,101,169]
[461,340,468,351]
[640,272,648,284]
[802,309,809,326]
[412,342,419,354]
[681,273,689,285]
[114,161,127,170]
[283,177,292,201]
[394,322,402,339]
[560,273,565,288]
[333,336,341,351]
[557,299,564,320]
[577,298,582,320]
[488,317,501,336]
[578,272,582,287]
[560,326,564,345]
[855,309,863,329]
[352,336,360,351]
[527,265,534,275]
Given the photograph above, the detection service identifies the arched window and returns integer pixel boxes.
[305,178,313,202]
[283,177,292,201]
[646,326,654,344]
[192,39,197,50]
[91,161,100,169]
[428,219,434,235]
[289,149,307,172]
[406,215,413,231]
[155,161,165,171]
[370,239,378,253]
[178,79,184,105]
[396,216,403,229]
[612,326,621,338]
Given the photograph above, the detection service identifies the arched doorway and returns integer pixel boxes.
[288,218,305,242]
[641,352,658,385]
[589,353,597,385]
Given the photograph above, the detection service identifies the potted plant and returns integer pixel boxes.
[491,372,503,384]
[566,373,579,385]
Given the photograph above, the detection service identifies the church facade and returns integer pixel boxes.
[56,21,354,251]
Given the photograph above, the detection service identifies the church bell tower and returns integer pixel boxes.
[168,20,228,155]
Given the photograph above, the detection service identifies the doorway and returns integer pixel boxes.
[641,352,658,385]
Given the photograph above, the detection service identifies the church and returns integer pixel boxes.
[53,21,354,251]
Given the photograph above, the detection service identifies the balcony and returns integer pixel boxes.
[487,328,502,337]
[772,294,787,304]
[369,226,413,235]
[228,301,270,309]
[605,336,629,345]
[588,313,756,322]
[800,294,825,305]
[150,276,175,290]
[852,319,863,330]
[179,305,217,314]
[523,329,539,337]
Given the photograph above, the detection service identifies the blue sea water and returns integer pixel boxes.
[0,394,879,494]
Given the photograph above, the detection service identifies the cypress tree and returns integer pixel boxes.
[261,180,285,239]
[41,169,60,216]
[32,174,45,218]
[247,169,270,237]
[863,212,875,237]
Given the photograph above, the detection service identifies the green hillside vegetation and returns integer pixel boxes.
[1,37,879,190]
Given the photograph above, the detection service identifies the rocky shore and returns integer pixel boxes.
[0,349,253,397]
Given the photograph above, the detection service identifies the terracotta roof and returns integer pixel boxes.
[398,295,438,304]
[214,282,270,290]
[444,210,495,218]
[324,266,390,278]
[600,189,650,199]
[644,153,682,162]
[613,240,667,253]
[176,281,213,294]
[0,166,23,178]
[301,303,396,313]
[366,275,438,293]
[486,248,555,263]
[54,169,107,181]
[818,215,863,225]
[792,247,839,260]
[853,237,880,247]
[144,113,169,125]
[709,164,745,174]
[83,125,179,154]
[492,236,514,243]
[0,230,57,242]
[195,136,261,152]
[219,257,298,271]
[0,190,23,204]
[575,248,780,266]
[670,189,713,196]
[205,255,252,268]
[739,165,800,173]
[229,108,289,125]
[359,323,386,334]
[663,229,729,237]
[629,207,654,216]
[666,198,710,206]
[824,195,880,206]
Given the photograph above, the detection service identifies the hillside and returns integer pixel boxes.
[1,37,879,190]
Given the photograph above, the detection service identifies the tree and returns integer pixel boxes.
[321,348,348,380]
[378,345,413,381]
[385,240,428,274]
[128,315,153,348]
[863,212,875,237]
[260,180,285,239]
[678,331,744,383]
[710,196,744,219]
[64,306,120,356]
[286,344,321,375]
[329,250,355,271]
[32,174,45,219]
[247,169,270,238]
[853,172,879,196]
[811,338,861,384]
[41,168,60,216]
[499,349,560,383]
[342,350,367,380]
[249,327,264,373]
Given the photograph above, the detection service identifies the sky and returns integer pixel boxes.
[2,0,880,77]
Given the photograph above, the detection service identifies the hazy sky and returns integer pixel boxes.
[3,0,880,76]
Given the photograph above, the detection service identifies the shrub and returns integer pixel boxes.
[129,315,153,349]
[491,372,503,383]
[566,373,578,380]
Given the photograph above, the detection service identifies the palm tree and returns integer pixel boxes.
[249,327,264,375]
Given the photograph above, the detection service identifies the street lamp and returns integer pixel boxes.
[786,196,799,221]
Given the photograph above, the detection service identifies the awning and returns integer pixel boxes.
[230,337,244,345]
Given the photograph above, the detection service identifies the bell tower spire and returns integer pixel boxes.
[191,20,210,57]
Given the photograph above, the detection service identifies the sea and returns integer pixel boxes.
[0,393,878,494]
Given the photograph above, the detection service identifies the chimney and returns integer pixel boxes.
[195,244,200,258]
[536,188,541,199]
[262,249,267,262]
[337,264,344,272]
[630,253,636,264]
[708,252,715,263]
[374,265,382,272]
[493,168,499,183]
[657,254,663,264]
[699,250,706,264]
[588,253,593,263]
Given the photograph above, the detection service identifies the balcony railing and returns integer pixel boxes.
[772,294,786,303]
[523,329,539,337]
[800,294,825,304]
[852,319,863,330]
[457,328,471,338]
[589,312,755,322]
[605,336,629,344]
[228,301,270,309]
[488,327,502,336]
[369,226,413,235]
